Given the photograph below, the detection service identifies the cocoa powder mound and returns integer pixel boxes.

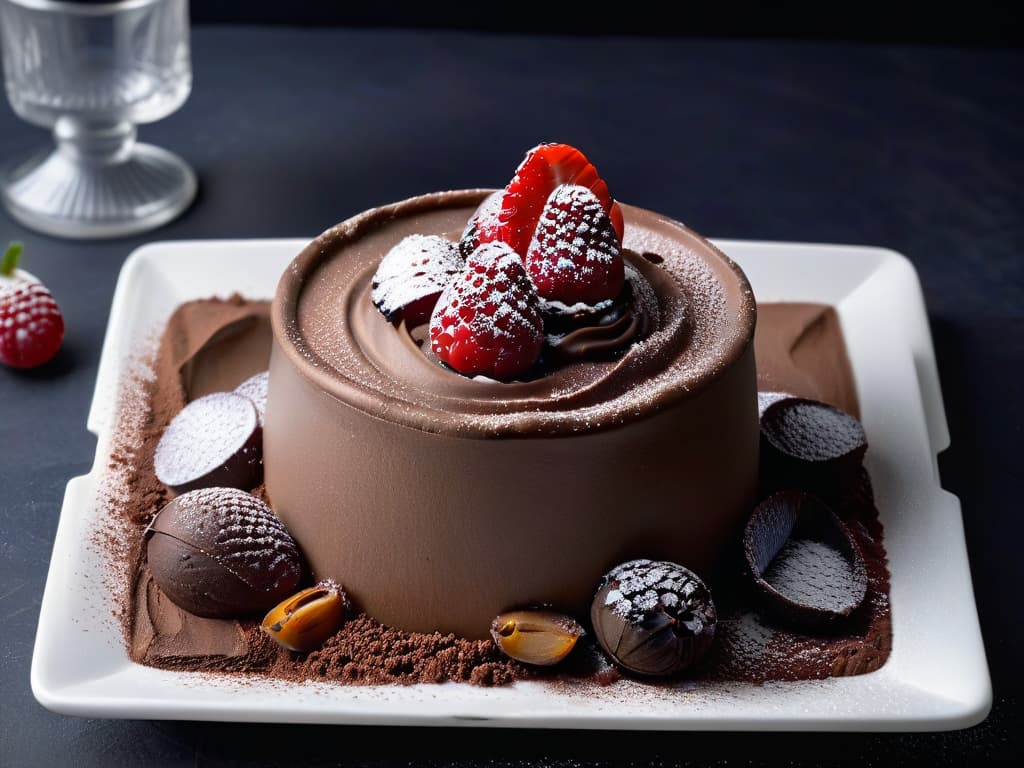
[262,613,526,686]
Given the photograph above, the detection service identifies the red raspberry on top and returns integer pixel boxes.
[526,184,625,306]
[429,241,544,380]
[0,243,65,370]
[481,143,625,259]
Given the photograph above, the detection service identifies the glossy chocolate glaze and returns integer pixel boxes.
[266,191,760,638]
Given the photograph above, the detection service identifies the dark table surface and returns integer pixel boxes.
[1,25,1021,767]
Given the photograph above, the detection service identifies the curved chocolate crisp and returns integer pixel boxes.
[743,491,867,626]
[146,487,302,618]
[154,392,263,494]
[760,396,867,495]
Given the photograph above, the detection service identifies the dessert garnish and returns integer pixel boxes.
[0,242,65,370]
[743,490,868,626]
[478,142,624,258]
[154,391,263,493]
[234,370,269,426]
[591,559,717,677]
[371,234,464,326]
[459,190,502,258]
[760,396,868,494]
[428,241,544,379]
[525,184,625,306]
[262,581,347,653]
[489,609,584,666]
[367,144,654,380]
[145,487,302,618]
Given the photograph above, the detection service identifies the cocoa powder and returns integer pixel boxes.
[100,297,891,689]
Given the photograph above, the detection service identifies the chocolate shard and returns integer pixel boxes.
[743,490,868,627]
[760,396,867,496]
[458,190,503,259]
[146,487,303,618]
[154,391,263,494]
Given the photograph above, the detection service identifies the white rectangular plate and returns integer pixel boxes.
[31,238,992,730]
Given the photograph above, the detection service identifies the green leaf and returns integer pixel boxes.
[1,242,23,276]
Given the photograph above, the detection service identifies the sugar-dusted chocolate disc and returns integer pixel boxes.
[743,490,867,626]
[760,396,867,495]
[146,487,303,618]
[371,234,464,327]
[234,370,269,426]
[154,392,263,494]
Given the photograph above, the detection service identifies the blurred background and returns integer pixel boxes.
[186,1,1021,46]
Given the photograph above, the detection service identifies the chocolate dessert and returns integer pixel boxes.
[103,143,891,688]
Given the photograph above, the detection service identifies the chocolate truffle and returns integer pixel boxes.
[154,391,263,494]
[591,559,717,677]
[146,487,302,618]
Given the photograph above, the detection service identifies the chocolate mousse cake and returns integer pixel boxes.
[104,143,891,687]
[266,188,759,638]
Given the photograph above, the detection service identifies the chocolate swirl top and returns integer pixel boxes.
[272,190,755,437]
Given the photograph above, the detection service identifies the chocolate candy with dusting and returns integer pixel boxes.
[234,370,269,426]
[146,487,302,618]
[744,490,867,626]
[760,396,867,495]
[154,391,263,494]
[371,234,464,327]
[590,559,717,677]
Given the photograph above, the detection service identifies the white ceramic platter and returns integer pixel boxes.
[31,238,992,730]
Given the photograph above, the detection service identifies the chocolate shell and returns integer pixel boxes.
[743,490,867,626]
[760,396,867,495]
[590,559,716,677]
[154,392,263,494]
[146,487,303,618]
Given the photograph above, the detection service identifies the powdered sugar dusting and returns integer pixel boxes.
[155,487,300,593]
[235,370,269,425]
[763,539,865,612]
[371,234,463,320]
[153,393,258,487]
[286,194,752,436]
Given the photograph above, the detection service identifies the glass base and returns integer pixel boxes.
[1,142,197,240]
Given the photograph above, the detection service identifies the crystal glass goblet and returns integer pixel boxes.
[0,0,195,239]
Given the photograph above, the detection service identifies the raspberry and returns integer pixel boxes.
[0,244,65,369]
[480,143,625,259]
[526,184,625,306]
[429,241,544,380]
[371,235,464,326]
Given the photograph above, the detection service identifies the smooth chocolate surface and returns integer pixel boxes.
[267,191,760,638]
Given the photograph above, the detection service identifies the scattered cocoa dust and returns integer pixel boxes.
[97,296,891,691]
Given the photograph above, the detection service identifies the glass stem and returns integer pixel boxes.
[53,116,137,166]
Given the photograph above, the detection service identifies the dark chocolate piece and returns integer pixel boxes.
[235,370,269,426]
[154,392,263,494]
[743,490,868,626]
[458,190,502,258]
[146,487,302,618]
[760,396,867,495]
[590,559,716,677]
[371,234,463,326]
